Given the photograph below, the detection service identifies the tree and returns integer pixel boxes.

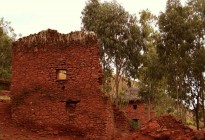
[137,10,164,120]
[123,15,142,80]
[81,0,142,103]
[157,0,192,118]
[0,18,16,80]
[158,0,205,129]
[183,0,205,129]
[139,45,162,120]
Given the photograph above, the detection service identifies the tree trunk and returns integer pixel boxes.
[148,83,151,120]
[175,76,179,116]
[196,94,200,130]
[179,77,183,119]
[200,75,205,128]
[115,60,121,106]
[148,93,151,120]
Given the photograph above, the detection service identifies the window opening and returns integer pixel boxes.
[62,85,65,90]
[132,118,139,122]
[133,104,138,110]
[131,118,139,129]
[56,69,67,80]
[66,100,80,113]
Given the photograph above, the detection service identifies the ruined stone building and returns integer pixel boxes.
[120,87,154,127]
[11,29,115,139]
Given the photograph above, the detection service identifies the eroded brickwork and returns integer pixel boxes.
[11,29,114,139]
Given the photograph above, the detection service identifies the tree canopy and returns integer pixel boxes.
[81,0,205,129]
[0,18,16,80]
[81,0,142,101]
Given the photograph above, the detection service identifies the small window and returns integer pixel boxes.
[56,69,67,80]
[133,104,138,110]
[132,118,139,123]
[66,100,80,113]
[131,118,140,129]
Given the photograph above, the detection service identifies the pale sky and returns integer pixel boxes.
[0,0,186,37]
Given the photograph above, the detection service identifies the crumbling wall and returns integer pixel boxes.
[11,29,114,139]
[113,105,131,133]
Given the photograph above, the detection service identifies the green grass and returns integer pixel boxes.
[0,96,10,100]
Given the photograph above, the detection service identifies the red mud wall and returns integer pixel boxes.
[122,102,154,126]
[11,29,114,139]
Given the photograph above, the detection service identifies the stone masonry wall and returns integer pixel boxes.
[11,29,114,139]
[121,102,154,127]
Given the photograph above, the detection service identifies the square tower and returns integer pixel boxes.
[11,29,114,139]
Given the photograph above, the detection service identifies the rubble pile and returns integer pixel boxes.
[140,114,205,140]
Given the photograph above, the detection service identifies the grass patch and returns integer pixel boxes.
[0,96,10,100]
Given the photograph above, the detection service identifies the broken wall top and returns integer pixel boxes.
[13,29,97,52]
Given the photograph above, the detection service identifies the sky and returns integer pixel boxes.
[1,0,186,37]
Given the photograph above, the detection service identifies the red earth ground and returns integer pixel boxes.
[1,98,205,139]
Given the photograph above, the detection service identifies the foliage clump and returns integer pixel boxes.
[0,18,16,80]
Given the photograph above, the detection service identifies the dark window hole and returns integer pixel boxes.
[62,85,65,90]
[66,100,80,113]
[132,118,139,122]
[133,104,138,110]
[131,118,139,129]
